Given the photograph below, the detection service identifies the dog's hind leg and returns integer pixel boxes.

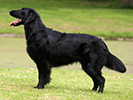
[82,64,105,93]
[97,75,105,93]
[91,66,105,93]
[81,52,105,93]
[92,78,99,91]
[34,62,51,89]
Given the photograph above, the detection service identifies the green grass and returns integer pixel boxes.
[0,67,133,100]
[0,38,133,99]
[0,0,133,38]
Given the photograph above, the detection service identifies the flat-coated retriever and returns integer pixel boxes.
[9,8,126,93]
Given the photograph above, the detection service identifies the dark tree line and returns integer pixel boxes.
[120,0,133,8]
[89,0,133,8]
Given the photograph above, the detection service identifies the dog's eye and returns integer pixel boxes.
[21,12,25,15]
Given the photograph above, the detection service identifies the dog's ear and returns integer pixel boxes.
[25,9,36,24]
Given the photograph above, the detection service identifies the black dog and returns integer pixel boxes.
[9,8,126,93]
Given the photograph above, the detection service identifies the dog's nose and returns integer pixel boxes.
[9,10,12,13]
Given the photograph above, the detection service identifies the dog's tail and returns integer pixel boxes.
[105,52,126,73]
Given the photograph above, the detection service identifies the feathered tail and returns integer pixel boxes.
[106,52,126,73]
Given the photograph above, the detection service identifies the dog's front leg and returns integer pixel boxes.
[34,63,51,89]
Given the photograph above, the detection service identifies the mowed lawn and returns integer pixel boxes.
[0,38,133,100]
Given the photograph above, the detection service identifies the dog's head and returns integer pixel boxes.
[9,8,40,26]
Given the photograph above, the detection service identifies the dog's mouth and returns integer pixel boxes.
[10,19,22,26]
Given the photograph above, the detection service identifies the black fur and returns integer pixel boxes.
[9,8,126,93]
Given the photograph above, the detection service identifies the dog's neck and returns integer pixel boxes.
[24,17,46,31]
[24,17,47,40]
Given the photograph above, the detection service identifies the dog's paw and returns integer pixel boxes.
[33,86,44,89]
[33,86,38,89]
